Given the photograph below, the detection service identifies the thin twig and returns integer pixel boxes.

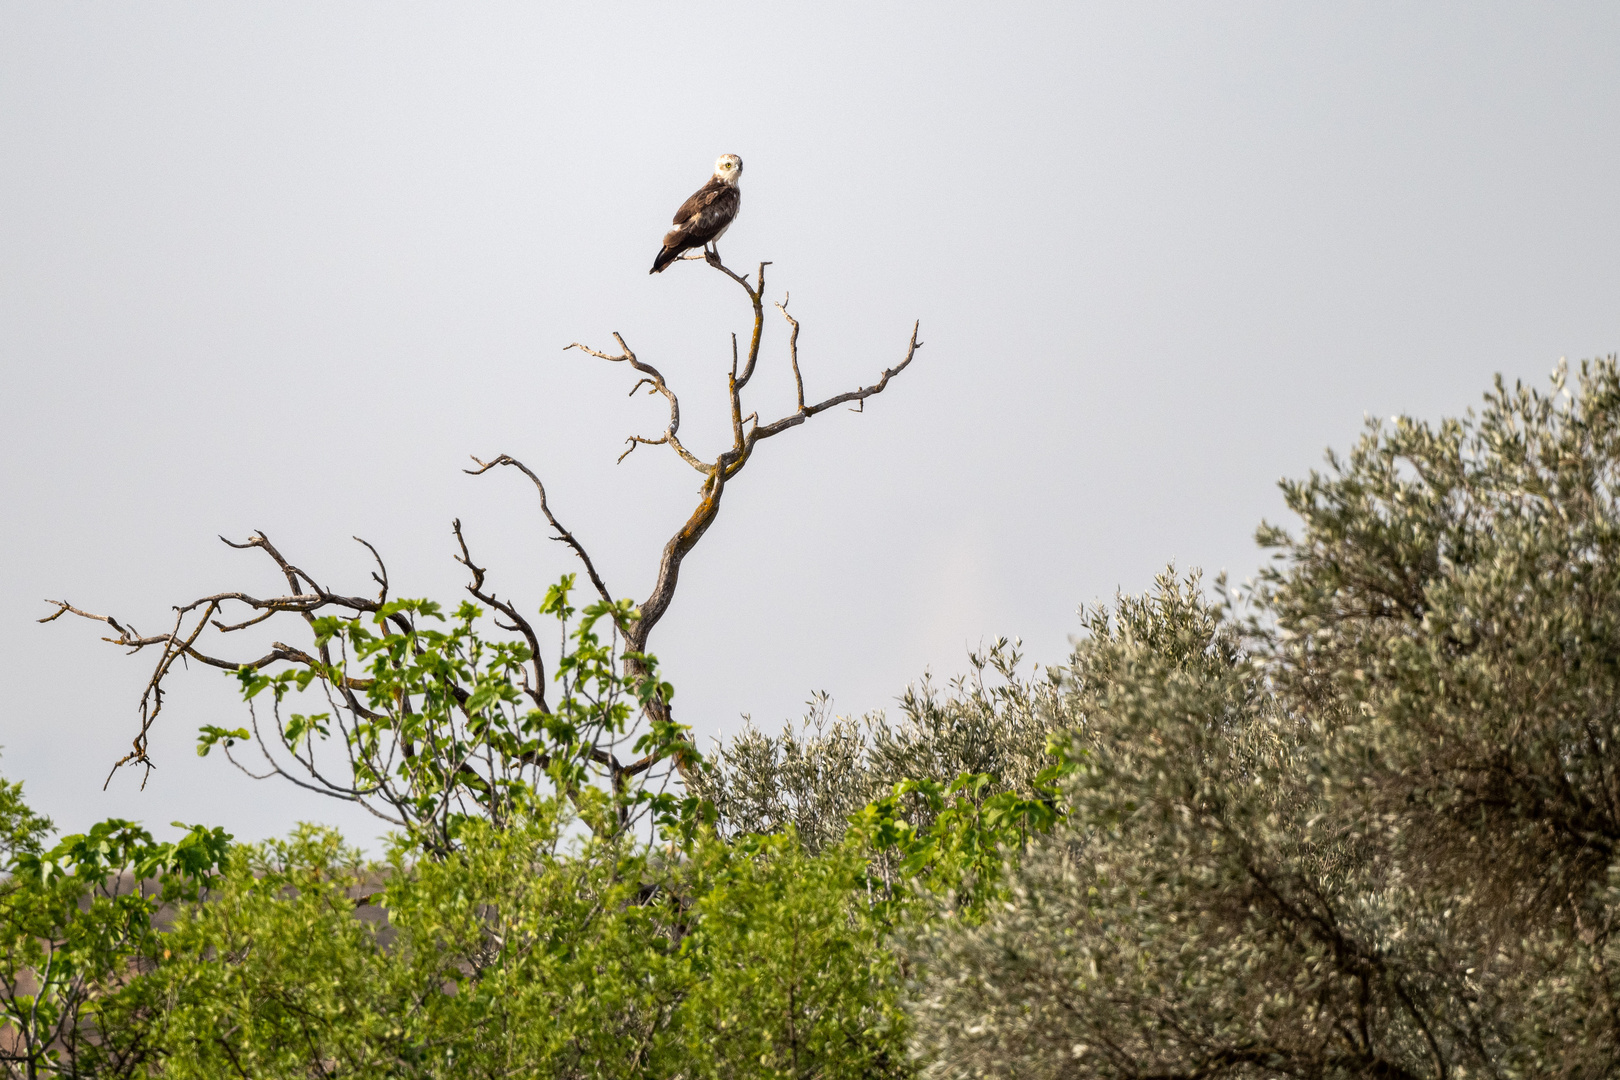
[465,454,615,606]
[452,517,549,713]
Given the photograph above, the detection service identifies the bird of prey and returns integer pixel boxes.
[649,154,743,274]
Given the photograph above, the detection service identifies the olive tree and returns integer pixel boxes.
[910,356,1620,1078]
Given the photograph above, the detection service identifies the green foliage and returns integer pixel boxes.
[108,812,910,1078]
[0,767,51,868]
[852,766,1069,918]
[136,818,680,1077]
[132,826,391,1077]
[209,577,689,852]
[6,581,917,1077]
[0,811,231,1079]
[672,831,911,1079]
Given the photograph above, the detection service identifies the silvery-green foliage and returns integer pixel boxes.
[1260,358,1620,922]
[695,639,1076,852]
[910,358,1620,1078]
[908,573,1501,1077]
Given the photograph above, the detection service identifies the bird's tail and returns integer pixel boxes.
[649,246,680,274]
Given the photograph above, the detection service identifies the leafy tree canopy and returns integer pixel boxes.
[911,357,1620,1077]
[9,355,1620,1078]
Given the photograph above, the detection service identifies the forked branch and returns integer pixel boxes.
[563,334,706,474]
[464,454,614,606]
[40,532,391,787]
[48,253,921,831]
[524,254,923,671]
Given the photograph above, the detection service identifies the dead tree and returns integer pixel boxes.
[41,254,921,842]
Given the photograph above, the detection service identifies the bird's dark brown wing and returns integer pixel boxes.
[672,177,728,225]
[651,178,740,273]
[672,185,739,248]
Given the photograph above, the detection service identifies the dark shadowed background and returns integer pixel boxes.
[3,2,1618,848]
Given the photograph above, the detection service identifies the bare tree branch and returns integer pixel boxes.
[42,533,393,787]
[452,517,548,713]
[464,454,614,607]
[741,319,922,447]
[47,252,921,836]
[564,334,708,475]
[777,295,806,411]
[473,255,922,758]
[550,255,922,786]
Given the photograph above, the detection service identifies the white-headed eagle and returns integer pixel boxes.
[650,154,743,274]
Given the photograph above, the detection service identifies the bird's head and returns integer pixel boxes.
[713,154,743,185]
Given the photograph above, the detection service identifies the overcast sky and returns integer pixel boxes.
[3,2,1618,848]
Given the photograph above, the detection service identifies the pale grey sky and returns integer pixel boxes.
[3,3,1618,847]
